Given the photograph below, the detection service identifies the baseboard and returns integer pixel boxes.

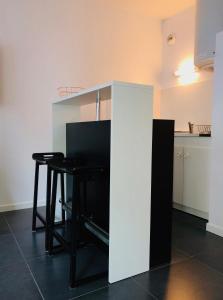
[206,222,223,237]
[173,202,208,220]
[0,200,46,213]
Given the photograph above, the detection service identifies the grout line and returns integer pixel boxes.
[172,245,199,259]
[170,256,192,266]
[173,246,192,257]
[4,216,45,300]
[131,277,158,300]
[149,255,192,273]
[191,257,223,279]
[173,245,223,276]
[189,243,223,259]
[69,285,109,299]
[174,246,217,260]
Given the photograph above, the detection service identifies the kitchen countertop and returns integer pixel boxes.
[175,132,211,137]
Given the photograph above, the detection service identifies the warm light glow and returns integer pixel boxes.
[174,58,200,85]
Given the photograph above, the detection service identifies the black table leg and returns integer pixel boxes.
[70,175,79,288]
[45,165,52,251]
[61,173,65,224]
[32,162,40,231]
[49,170,58,255]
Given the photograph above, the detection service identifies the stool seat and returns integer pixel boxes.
[32,152,64,165]
[48,158,105,175]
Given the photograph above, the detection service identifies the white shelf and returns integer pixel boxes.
[53,81,150,104]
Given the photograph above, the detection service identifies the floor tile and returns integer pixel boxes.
[0,216,10,235]
[170,248,190,265]
[14,229,46,260]
[75,278,156,300]
[133,259,223,300]
[0,262,42,300]
[28,245,108,300]
[0,234,23,268]
[150,248,190,272]
[195,244,223,274]
[172,221,223,256]
[4,207,45,233]
[172,209,207,230]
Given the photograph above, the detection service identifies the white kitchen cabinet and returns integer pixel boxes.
[183,146,210,214]
[173,146,184,205]
[173,137,211,219]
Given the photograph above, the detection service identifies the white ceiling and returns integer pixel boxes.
[149,0,196,19]
[120,0,195,19]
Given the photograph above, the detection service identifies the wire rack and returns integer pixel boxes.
[57,86,84,97]
[196,124,211,134]
[189,122,211,135]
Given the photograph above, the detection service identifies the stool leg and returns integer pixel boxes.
[45,165,52,252]
[32,162,40,231]
[70,175,79,288]
[48,170,58,255]
[83,178,87,216]
[60,173,65,224]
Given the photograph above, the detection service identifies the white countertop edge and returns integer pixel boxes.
[175,133,199,137]
[175,133,211,137]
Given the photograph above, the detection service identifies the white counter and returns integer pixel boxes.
[175,133,199,137]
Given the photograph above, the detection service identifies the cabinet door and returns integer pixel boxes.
[183,146,210,213]
[173,146,184,205]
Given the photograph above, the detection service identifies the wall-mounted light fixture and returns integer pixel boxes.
[167,34,176,46]
[174,57,200,85]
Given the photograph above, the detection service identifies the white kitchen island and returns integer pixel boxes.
[52,81,154,283]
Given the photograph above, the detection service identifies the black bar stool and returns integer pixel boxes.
[32,152,65,251]
[48,158,108,288]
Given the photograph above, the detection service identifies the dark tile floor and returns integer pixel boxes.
[1,208,223,299]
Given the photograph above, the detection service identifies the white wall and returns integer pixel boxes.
[0,0,162,211]
[161,80,213,131]
[160,7,213,131]
[207,31,223,237]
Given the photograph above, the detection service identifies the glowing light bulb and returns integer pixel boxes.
[174,58,200,85]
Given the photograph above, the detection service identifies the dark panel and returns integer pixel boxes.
[150,119,175,268]
[66,119,174,267]
[66,121,111,231]
[66,121,111,166]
